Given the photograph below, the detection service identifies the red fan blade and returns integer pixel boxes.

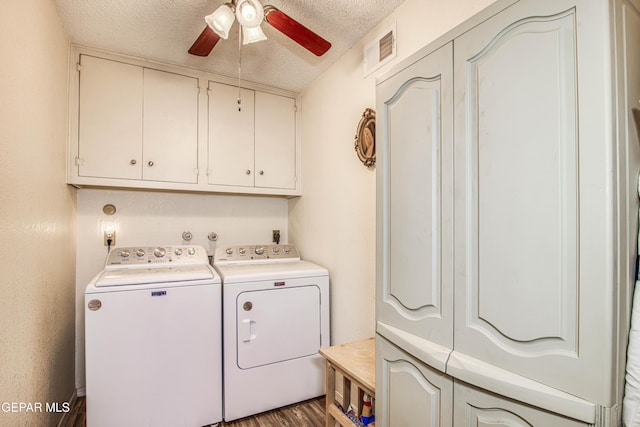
[188,26,221,56]
[264,6,331,56]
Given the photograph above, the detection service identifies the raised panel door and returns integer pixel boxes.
[208,82,255,187]
[454,381,589,427]
[78,55,143,179]
[376,335,453,427]
[142,69,199,184]
[453,0,613,403]
[376,43,454,359]
[254,92,296,189]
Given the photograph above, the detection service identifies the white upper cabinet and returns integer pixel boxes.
[76,55,198,184]
[254,92,296,190]
[207,82,297,191]
[208,82,255,187]
[77,55,143,180]
[68,48,300,196]
[142,68,199,184]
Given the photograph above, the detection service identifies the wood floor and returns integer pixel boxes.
[62,396,325,427]
[222,397,325,427]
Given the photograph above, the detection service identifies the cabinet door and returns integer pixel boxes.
[254,92,296,189]
[208,82,255,187]
[453,0,611,403]
[376,43,454,356]
[78,55,143,179]
[142,69,199,184]
[376,335,453,427]
[454,381,590,427]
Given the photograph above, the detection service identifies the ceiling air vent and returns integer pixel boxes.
[363,23,397,77]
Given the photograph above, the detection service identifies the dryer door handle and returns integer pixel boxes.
[242,318,255,342]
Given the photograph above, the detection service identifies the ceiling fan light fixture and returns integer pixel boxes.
[242,25,267,45]
[235,0,264,28]
[205,3,235,39]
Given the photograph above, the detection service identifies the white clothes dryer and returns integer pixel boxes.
[213,244,330,422]
[85,245,222,427]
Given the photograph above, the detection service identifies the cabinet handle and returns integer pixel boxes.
[259,170,264,175]
[246,169,251,175]
[148,161,154,167]
[130,159,137,165]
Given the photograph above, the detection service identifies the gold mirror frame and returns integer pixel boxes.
[354,108,376,168]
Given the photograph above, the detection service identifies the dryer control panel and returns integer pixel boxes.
[105,245,208,268]
[214,244,300,265]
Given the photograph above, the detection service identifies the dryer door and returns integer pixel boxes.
[237,285,321,369]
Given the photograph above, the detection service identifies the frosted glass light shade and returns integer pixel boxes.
[242,25,267,45]
[205,4,235,39]
[235,0,264,28]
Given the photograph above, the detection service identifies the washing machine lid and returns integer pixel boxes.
[94,264,217,287]
[214,260,328,284]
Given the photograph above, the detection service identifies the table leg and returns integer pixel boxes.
[326,361,335,427]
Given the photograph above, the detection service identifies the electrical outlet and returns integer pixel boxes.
[272,229,280,243]
[104,230,116,246]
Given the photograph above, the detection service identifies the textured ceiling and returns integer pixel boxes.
[53,0,406,93]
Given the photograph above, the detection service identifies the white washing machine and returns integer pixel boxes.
[85,245,222,427]
[213,244,330,422]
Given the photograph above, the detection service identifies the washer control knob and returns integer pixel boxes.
[272,247,280,254]
[174,248,183,256]
[225,248,233,256]
[238,247,246,255]
[187,247,196,256]
[283,247,290,254]
[135,248,145,257]
[255,246,265,255]
[154,247,166,258]
[120,250,130,258]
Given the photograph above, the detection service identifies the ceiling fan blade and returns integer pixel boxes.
[188,26,221,56]
[264,6,331,56]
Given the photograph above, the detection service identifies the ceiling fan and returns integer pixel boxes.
[188,0,332,57]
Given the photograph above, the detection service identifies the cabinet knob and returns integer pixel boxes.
[148,161,154,167]
[130,159,137,165]
[259,170,264,175]
[246,169,251,175]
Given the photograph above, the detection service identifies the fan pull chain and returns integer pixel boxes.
[237,24,242,112]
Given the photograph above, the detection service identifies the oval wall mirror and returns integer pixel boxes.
[354,108,376,168]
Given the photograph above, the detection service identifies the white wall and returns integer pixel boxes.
[54,0,501,395]
[290,0,497,345]
[0,2,76,426]
[74,188,288,388]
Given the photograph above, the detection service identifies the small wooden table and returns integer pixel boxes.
[319,338,375,427]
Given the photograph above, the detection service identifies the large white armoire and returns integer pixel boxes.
[375,0,640,425]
